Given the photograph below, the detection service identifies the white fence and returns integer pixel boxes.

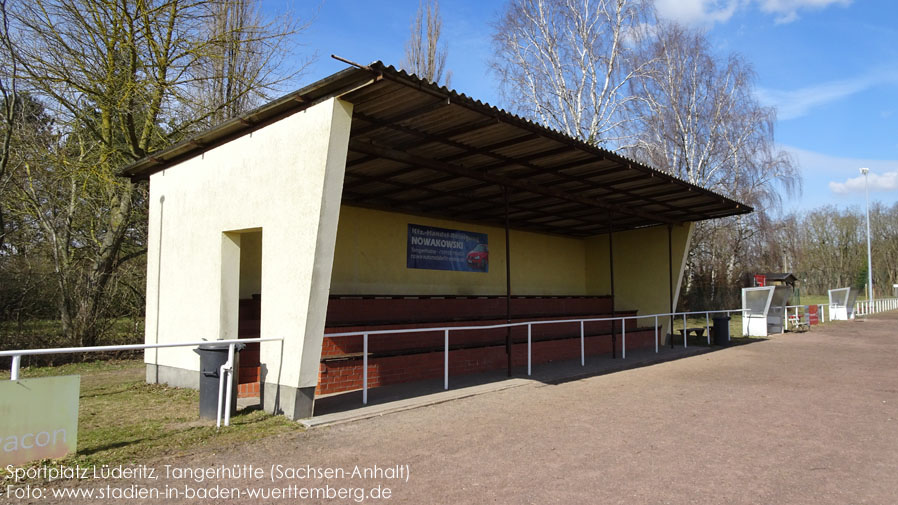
[856,297,898,316]
[5,298,897,411]
[0,337,283,428]
[783,304,825,331]
[325,308,747,405]
[783,298,898,331]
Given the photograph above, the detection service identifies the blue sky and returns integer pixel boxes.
[279,0,898,213]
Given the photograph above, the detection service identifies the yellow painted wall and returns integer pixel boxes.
[586,223,694,334]
[330,205,588,296]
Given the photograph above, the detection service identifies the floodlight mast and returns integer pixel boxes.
[860,167,873,306]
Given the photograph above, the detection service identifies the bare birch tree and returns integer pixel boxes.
[491,0,653,148]
[402,0,451,86]
[627,23,798,205]
[625,22,800,308]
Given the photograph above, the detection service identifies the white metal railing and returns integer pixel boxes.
[0,337,283,428]
[325,308,748,405]
[783,304,827,331]
[855,297,898,317]
[781,298,898,330]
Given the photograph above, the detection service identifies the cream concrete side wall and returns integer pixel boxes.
[585,223,694,334]
[330,205,587,296]
[144,98,353,395]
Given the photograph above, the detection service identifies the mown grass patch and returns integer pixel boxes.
[1,359,301,478]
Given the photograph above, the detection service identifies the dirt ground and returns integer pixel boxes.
[11,311,898,504]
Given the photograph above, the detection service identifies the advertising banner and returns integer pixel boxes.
[1,375,80,466]
[407,224,489,273]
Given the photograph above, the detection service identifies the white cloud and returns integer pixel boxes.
[783,145,898,175]
[654,0,851,25]
[756,70,898,120]
[829,171,898,195]
[654,0,741,25]
[757,78,869,120]
[758,0,852,24]
[775,145,898,210]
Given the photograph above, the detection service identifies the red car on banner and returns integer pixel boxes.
[466,244,489,270]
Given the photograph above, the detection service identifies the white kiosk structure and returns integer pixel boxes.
[828,287,858,320]
[742,286,793,337]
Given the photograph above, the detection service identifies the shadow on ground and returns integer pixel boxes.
[309,335,768,420]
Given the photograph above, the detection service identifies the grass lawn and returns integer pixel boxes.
[0,359,301,477]
[800,294,830,306]
[667,312,745,343]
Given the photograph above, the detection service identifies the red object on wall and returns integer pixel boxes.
[753,274,767,287]
[808,304,819,325]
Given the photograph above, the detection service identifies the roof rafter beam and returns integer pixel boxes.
[343,170,611,228]
[352,114,689,215]
[382,117,502,152]
[348,139,674,225]
[341,190,601,236]
[351,98,450,137]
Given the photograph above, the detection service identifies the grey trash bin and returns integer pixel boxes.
[712,316,730,346]
[195,343,244,420]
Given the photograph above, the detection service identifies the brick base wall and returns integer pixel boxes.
[316,328,656,396]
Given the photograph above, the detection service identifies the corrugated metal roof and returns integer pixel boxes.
[121,61,752,236]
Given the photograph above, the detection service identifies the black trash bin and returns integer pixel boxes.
[712,316,731,346]
[195,343,244,420]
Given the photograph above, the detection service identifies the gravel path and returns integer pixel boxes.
[17,312,898,504]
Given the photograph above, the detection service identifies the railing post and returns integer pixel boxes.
[527,324,532,376]
[216,357,226,429]
[727,311,731,341]
[705,312,710,345]
[224,343,235,427]
[10,355,21,381]
[444,329,449,391]
[654,316,659,353]
[363,333,369,405]
[622,319,626,359]
[682,313,687,349]
[580,321,585,366]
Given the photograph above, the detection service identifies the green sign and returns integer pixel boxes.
[1,376,80,466]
